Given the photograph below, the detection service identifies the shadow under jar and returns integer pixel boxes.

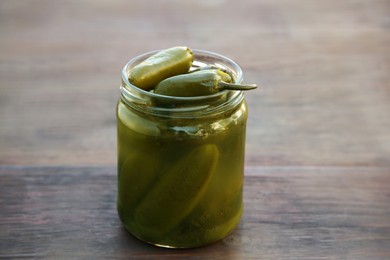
[117,49,248,248]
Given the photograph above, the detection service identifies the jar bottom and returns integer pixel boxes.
[120,206,243,249]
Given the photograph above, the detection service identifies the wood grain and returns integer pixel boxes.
[1,166,389,259]
[1,1,390,258]
[1,0,389,167]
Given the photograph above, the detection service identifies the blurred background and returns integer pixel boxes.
[1,0,389,168]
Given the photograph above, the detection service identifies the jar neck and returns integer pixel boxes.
[120,49,245,118]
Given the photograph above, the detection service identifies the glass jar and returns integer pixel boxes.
[117,49,248,248]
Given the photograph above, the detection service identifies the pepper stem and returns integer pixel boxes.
[218,81,257,91]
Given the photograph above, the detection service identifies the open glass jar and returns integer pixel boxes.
[117,49,248,248]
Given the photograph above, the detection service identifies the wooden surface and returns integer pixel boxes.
[1,166,389,259]
[1,0,390,259]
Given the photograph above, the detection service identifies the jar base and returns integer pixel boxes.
[120,206,243,249]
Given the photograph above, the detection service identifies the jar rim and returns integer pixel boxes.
[120,49,245,118]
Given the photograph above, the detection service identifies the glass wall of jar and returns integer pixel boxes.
[117,50,248,248]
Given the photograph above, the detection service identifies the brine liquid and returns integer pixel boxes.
[117,100,247,248]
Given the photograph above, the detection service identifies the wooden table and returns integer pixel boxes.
[1,0,389,259]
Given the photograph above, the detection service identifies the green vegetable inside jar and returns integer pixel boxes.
[117,47,256,248]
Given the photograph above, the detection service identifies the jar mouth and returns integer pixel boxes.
[120,49,244,117]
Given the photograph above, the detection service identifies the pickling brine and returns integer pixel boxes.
[117,48,251,248]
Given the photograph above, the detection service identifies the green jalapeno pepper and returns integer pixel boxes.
[134,144,219,239]
[190,65,232,80]
[117,151,160,215]
[190,67,233,83]
[129,46,194,90]
[153,69,257,97]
